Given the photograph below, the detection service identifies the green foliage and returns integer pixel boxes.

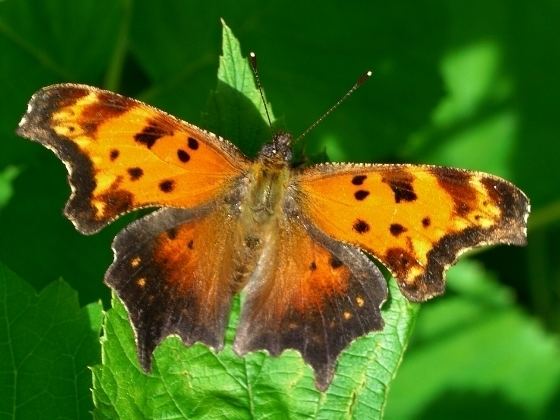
[1,0,559,418]
[386,261,560,419]
[0,264,102,419]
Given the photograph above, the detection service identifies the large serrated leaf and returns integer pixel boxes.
[0,263,102,419]
[92,20,419,419]
[93,281,416,419]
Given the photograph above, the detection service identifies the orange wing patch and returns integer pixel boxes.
[106,207,240,370]
[297,164,529,301]
[16,84,250,233]
[234,216,387,390]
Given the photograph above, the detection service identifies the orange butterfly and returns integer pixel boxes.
[17,79,529,390]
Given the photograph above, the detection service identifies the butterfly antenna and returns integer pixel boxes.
[249,52,273,128]
[294,70,373,144]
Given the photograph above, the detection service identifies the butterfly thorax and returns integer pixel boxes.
[228,133,295,289]
[241,132,294,224]
[257,132,293,169]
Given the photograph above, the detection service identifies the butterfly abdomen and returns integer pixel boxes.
[227,160,295,288]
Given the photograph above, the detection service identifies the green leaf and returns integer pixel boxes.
[93,281,417,418]
[203,19,273,156]
[385,260,560,419]
[0,263,103,419]
[92,21,419,419]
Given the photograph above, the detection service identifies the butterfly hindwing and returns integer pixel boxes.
[234,214,387,390]
[16,84,250,233]
[105,206,242,371]
[297,164,529,301]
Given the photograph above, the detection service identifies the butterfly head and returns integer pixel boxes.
[258,132,293,168]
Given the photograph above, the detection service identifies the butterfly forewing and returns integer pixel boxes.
[297,163,529,301]
[16,84,250,234]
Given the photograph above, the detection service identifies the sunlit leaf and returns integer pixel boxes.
[386,260,560,419]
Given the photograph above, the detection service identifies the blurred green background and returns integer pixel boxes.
[1,0,559,418]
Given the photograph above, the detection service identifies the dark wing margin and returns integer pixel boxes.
[16,85,117,234]
[396,170,530,301]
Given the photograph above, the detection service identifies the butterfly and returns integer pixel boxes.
[16,81,529,391]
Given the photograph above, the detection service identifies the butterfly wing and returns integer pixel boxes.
[296,164,529,301]
[234,213,387,390]
[17,84,250,233]
[105,205,244,371]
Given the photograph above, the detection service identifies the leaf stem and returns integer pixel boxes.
[103,0,132,91]
[136,53,214,103]
[0,18,70,79]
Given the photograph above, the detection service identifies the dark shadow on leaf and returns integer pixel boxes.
[543,379,560,419]
[203,80,274,157]
[0,267,102,419]
[0,160,115,305]
[416,389,529,420]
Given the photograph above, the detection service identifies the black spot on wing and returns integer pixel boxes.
[389,223,407,236]
[329,255,343,269]
[353,219,370,233]
[188,137,199,150]
[351,175,367,185]
[382,169,417,203]
[159,179,175,193]
[354,190,370,200]
[127,167,143,181]
[166,228,178,239]
[389,181,416,203]
[135,118,173,149]
[385,247,417,280]
[177,149,190,162]
[96,188,134,220]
